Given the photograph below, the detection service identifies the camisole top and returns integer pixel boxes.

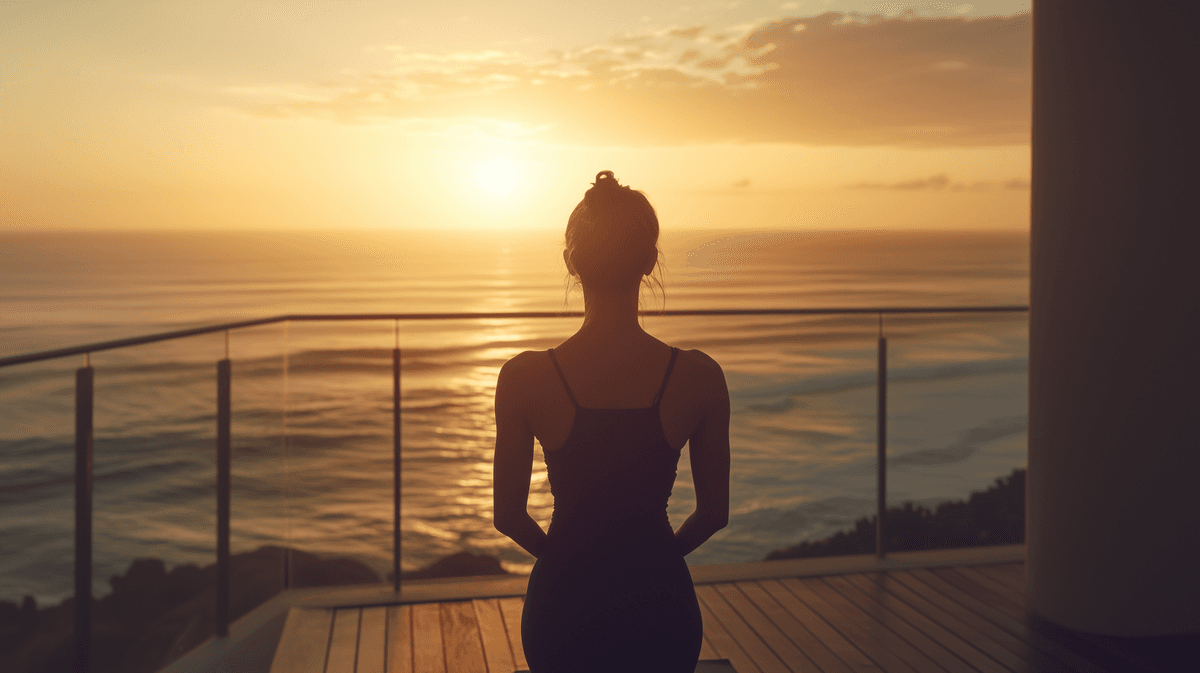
[543,347,682,551]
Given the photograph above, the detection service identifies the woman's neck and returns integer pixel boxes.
[576,283,646,343]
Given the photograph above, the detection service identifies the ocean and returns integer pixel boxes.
[0,228,1029,604]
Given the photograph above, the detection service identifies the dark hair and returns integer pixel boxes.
[564,171,663,300]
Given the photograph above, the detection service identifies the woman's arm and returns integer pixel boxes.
[492,355,548,559]
[674,352,730,557]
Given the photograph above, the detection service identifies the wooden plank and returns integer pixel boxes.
[909,568,1108,673]
[497,597,529,671]
[976,564,1025,594]
[688,545,1025,586]
[699,636,720,661]
[890,570,1071,673]
[951,567,1025,604]
[698,584,791,673]
[929,568,1029,627]
[736,581,854,673]
[991,565,1030,596]
[862,571,1037,673]
[814,575,948,673]
[759,578,880,673]
[816,575,955,672]
[702,584,793,673]
[357,606,387,673]
[472,599,517,673]
[269,607,333,673]
[327,608,361,673]
[830,571,969,671]
[827,574,977,673]
[836,573,1003,673]
[441,601,488,673]
[696,586,764,673]
[990,563,1026,583]
[387,605,414,673]
[411,602,446,673]
[713,583,820,672]
[782,577,920,673]
[953,567,1027,613]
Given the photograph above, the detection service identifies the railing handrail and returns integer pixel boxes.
[0,306,1029,369]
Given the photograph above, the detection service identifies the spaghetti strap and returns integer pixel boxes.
[651,348,680,407]
[547,349,579,408]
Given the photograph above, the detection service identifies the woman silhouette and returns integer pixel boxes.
[493,171,731,672]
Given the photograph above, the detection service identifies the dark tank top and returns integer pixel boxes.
[543,347,682,550]
[521,347,702,673]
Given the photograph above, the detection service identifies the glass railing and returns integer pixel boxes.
[0,306,1028,671]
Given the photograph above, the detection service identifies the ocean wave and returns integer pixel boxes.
[734,356,1027,410]
[891,415,1027,467]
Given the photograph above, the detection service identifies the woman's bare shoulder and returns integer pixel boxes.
[675,348,724,375]
[673,348,728,392]
[677,347,721,366]
[497,350,552,394]
[499,349,550,378]
[502,349,548,370]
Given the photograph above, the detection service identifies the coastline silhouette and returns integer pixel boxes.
[492,171,732,672]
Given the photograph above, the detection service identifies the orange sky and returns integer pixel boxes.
[0,1,1032,232]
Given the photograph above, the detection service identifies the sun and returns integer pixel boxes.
[473,157,523,199]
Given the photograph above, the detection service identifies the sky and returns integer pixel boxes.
[0,0,1032,232]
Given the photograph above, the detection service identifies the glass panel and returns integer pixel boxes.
[259,320,393,586]
[395,315,574,580]
[0,358,78,609]
[651,313,885,564]
[90,333,216,574]
[884,311,1028,549]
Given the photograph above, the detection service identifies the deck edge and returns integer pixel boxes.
[158,544,1024,673]
[689,543,1025,584]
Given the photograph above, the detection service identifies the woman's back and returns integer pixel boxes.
[492,171,729,672]
[542,345,681,536]
[520,344,703,672]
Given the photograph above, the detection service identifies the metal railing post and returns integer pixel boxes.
[876,321,888,559]
[74,362,94,673]
[393,339,402,593]
[282,323,290,592]
[216,358,231,637]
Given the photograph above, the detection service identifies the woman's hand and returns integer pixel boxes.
[674,351,730,557]
[492,353,549,559]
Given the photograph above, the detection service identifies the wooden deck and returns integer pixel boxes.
[265,561,1183,672]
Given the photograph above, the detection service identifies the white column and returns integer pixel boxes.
[1028,2,1200,636]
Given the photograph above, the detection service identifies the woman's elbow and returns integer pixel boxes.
[493,510,523,536]
[700,511,728,531]
[493,515,511,535]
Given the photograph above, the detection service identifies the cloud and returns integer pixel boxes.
[229,11,1031,146]
[848,173,1030,190]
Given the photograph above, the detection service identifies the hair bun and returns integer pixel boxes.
[593,170,618,189]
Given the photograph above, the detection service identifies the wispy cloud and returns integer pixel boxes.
[228,11,1031,146]
[847,173,1030,190]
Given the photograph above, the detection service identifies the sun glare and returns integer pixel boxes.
[473,157,523,198]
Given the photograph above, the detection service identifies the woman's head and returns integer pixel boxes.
[564,171,662,295]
